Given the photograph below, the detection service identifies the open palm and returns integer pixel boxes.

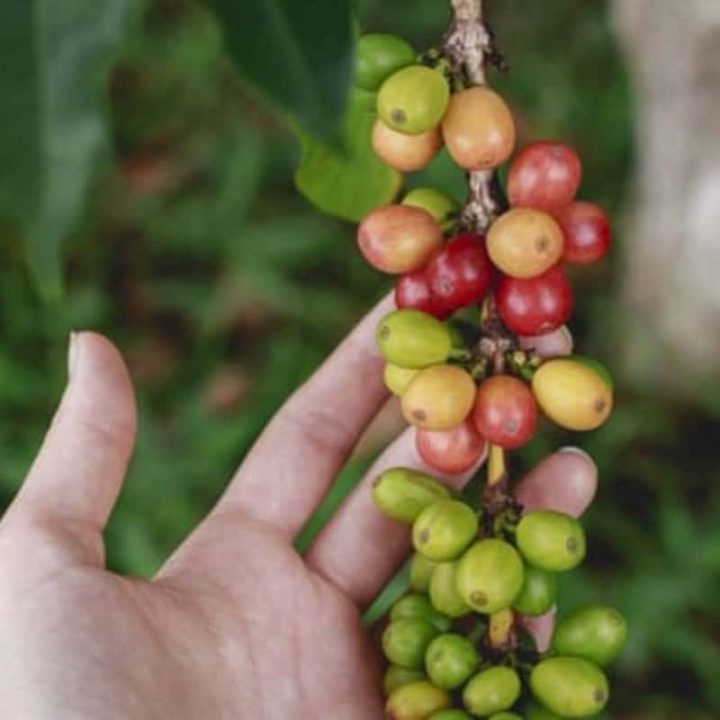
[0,297,596,719]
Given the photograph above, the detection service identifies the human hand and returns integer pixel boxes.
[0,297,596,719]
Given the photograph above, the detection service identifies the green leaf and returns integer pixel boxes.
[0,0,133,298]
[295,89,403,222]
[208,0,354,138]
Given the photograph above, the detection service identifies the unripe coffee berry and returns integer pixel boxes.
[487,208,565,279]
[513,565,557,616]
[373,468,451,524]
[401,365,476,430]
[410,553,441,594]
[412,500,479,561]
[376,310,452,369]
[358,204,443,274]
[386,680,452,720]
[384,665,427,696]
[551,604,628,666]
[516,510,586,572]
[430,711,473,720]
[355,34,416,92]
[384,364,420,396]
[429,561,472,619]
[442,87,516,170]
[391,594,452,633]
[383,618,440,669]
[425,634,479,690]
[463,666,521,716]
[378,66,450,135]
[373,120,443,172]
[403,187,459,231]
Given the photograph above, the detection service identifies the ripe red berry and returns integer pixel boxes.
[473,375,538,449]
[508,142,582,212]
[416,420,487,475]
[556,201,612,265]
[496,265,573,336]
[426,233,493,310]
[395,270,451,319]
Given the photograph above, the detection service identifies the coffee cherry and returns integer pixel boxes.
[456,539,525,614]
[513,565,557,616]
[530,657,609,718]
[463,666,521,716]
[373,120,443,172]
[396,270,451,320]
[526,703,564,720]
[412,500,479,561]
[429,561,472,618]
[508,142,582,212]
[429,711,472,720]
[377,310,452,368]
[496,265,573,336]
[442,87,516,170]
[552,605,628,666]
[403,188,459,231]
[401,365,476,430]
[384,364,421,396]
[531,358,613,431]
[473,375,538,449]
[556,201,612,265]
[572,354,614,390]
[383,618,440,669]
[359,205,443,274]
[386,680,452,720]
[487,208,565,279]
[378,66,450,135]
[489,714,523,720]
[516,510,586,572]
[426,233,494,310]
[425,634,479,690]
[373,468,452,524]
[355,34,416,92]
[391,595,453,633]
[410,553,441,594]
[416,420,486,475]
[385,665,427,696]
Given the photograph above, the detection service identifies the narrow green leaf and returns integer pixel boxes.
[208,0,354,138]
[295,89,403,222]
[0,0,133,298]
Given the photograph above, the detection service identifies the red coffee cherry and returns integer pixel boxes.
[358,205,443,274]
[395,270,451,320]
[426,233,493,310]
[473,375,538,449]
[416,420,487,475]
[508,142,582,212]
[496,265,573,336]
[556,201,612,265]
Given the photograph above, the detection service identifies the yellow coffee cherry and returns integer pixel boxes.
[487,208,565,279]
[401,365,476,430]
[532,358,613,431]
[385,364,421,396]
[386,680,451,719]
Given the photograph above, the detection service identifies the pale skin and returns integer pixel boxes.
[0,296,596,719]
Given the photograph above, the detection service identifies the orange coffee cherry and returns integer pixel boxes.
[372,119,443,172]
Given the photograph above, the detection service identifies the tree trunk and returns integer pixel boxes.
[612,0,720,391]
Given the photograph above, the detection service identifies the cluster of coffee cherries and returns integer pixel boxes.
[373,467,627,719]
[352,34,626,719]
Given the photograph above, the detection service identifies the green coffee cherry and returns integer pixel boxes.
[429,561,472,618]
[526,704,563,720]
[378,66,450,135]
[552,604,628,666]
[373,468,451,524]
[383,619,440,669]
[386,680,451,719]
[403,188,459,231]
[489,714,524,720]
[513,565,556,616]
[384,665,426,695]
[430,711,473,720]
[355,34,416,92]
[530,657,609,718]
[377,310,452,369]
[412,500,479,561]
[516,511,586,572]
[463,666,521,716]
[410,553,440,594]
[425,634,479,690]
[391,594,452,633]
[456,539,525,614]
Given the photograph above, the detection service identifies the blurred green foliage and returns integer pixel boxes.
[0,1,718,718]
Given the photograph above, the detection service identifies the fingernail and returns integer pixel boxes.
[68,332,80,380]
[558,446,593,461]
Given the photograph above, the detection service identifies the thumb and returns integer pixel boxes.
[11,332,137,538]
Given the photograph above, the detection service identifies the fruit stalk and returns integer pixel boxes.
[444,0,503,232]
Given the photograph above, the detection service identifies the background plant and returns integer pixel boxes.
[0,1,718,718]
